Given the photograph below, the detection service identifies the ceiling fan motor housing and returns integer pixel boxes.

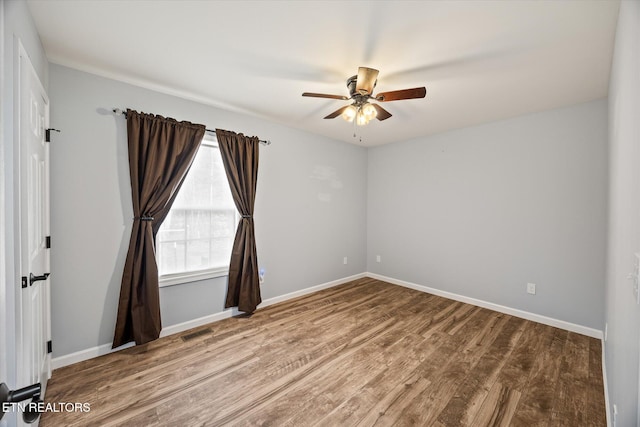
[347,75,376,105]
[347,75,377,98]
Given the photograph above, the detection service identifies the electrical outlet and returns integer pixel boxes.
[376,255,381,263]
[613,403,618,426]
[343,257,348,265]
[526,283,536,295]
[604,323,608,341]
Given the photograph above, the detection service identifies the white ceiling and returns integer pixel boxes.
[27,0,619,146]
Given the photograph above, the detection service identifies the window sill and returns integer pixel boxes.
[159,268,229,288]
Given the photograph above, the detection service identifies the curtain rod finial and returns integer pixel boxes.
[113,108,124,115]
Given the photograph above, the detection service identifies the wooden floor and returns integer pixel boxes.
[41,278,606,426]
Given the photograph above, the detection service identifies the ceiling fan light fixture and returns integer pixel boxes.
[342,105,357,122]
[362,103,377,119]
[356,109,369,126]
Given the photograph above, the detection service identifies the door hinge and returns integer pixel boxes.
[45,128,60,142]
[46,236,51,249]
[47,340,52,354]
[21,276,28,288]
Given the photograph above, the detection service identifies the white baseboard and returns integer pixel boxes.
[158,308,242,338]
[258,272,367,308]
[52,271,602,370]
[51,341,135,370]
[602,341,611,427]
[366,272,603,340]
[51,272,366,370]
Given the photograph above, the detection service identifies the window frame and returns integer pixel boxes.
[157,134,238,288]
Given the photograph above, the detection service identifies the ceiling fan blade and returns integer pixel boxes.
[302,92,349,100]
[355,67,379,95]
[376,87,426,102]
[372,104,392,121]
[324,106,350,119]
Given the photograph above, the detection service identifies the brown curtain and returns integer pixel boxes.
[215,129,261,313]
[113,110,205,348]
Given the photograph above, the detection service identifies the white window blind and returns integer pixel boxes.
[156,135,237,286]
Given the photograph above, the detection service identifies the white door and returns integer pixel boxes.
[16,41,51,425]
[0,4,8,425]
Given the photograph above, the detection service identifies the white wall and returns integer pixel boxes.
[48,64,367,357]
[49,64,610,360]
[605,1,640,425]
[367,99,608,330]
[1,1,48,425]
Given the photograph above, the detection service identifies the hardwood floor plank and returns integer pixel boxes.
[392,313,512,426]
[356,374,432,426]
[460,311,510,356]
[40,279,606,427]
[314,390,380,427]
[494,321,548,391]
[416,300,464,337]
[444,305,483,335]
[588,338,607,424]
[313,331,450,427]
[436,317,526,426]
[550,332,593,426]
[281,333,429,426]
[234,322,406,426]
[471,382,522,427]
[209,318,400,425]
[510,327,567,426]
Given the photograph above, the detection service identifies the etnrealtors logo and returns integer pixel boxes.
[2,401,90,414]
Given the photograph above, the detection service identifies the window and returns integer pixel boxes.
[156,135,237,286]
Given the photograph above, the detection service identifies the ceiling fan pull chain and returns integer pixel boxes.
[353,120,363,142]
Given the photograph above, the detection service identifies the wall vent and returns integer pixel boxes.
[181,328,213,342]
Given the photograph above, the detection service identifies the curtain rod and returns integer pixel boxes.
[112,108,271,146]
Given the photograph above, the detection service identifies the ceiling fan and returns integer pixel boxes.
[302,67,426,126]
